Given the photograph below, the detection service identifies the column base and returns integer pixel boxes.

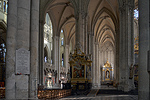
[118,84,129,92]
[28,97,38,100]
[138,91,149,100]
[118,83,135,92]
[92,83,101,89]
[5,89,15,99]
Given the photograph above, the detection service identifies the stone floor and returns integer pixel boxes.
[60,95,138,100]
[60,85,138,100]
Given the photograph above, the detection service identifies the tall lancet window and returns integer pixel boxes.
[0,38,6,86]
[44,13,53,63]
[134,8,139,20]
[3,0,8,13]
[60,30,65,67]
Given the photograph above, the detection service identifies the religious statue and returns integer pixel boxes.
[106,70,109,78]
[46,72,53,88]
[67,69,70,81]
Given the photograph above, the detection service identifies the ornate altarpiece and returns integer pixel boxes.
[69,48,92,85]
[101,60,113,84]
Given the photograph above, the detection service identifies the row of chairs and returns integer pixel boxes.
[0,87,5,99]
[0,86,72,99]
[38,89,72,99]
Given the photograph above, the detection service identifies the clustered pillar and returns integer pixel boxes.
[5,0,17,99]
[92,36,95,87]
[118,0,135,92]
[6,0,39,99]
[39,20,44,85]
[64,45,69,73]
[53,36,60,84]
[138,0,149,100]
[29,0,39,98]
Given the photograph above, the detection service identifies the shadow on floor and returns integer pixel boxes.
[97,88,138,95]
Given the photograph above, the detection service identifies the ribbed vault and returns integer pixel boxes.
[41,0,76,46]
[88,0,119,81]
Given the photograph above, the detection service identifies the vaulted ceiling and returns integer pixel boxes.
[40,0,138,49]
[41,0,76,45]
[88,0,119,50]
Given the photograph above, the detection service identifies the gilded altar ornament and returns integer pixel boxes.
[69,45,92,83]
[104,60,111,67]
[102,60,113,85]
[134,36,139,54]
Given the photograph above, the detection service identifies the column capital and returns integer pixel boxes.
[82,12,87,19]
[119,6,125,13]
[65,45,69,48]
[53,35,60,40]
[119,0,134,13]
[74,12,79,20]
[118,0,126,12]
[128,0,134,13]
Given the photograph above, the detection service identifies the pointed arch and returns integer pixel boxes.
[92,7,118,33]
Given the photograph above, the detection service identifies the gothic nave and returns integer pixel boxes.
[0,0,149,100]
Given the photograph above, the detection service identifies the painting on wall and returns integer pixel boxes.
[73,65,84,78]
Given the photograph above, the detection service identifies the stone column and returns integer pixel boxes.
[39,20,44,85]
[58,38,60,81]
[92,36,95,88]
[98,49,101,87]
[83,5,88,54]
[139,0,149,99]
[53,36,60,84]
[103,52,105,64]
[115,28,119,85]
[88,33,92,54]
[95,43,98,87]
[118,0,135,92]
[104,51,106,60]
[84,16,88,54]
[75,8,82,49]
[5,0,17,99]
[111,51,114,80]
[16,0,30,49]
[15,0,31,99]
[75,0,87,51]
[64,45,69,73]
[102,51,103,64]
[29,0,39,98]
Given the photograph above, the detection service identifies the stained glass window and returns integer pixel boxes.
[44,13,53,63]
[0,43,6,63]
[62,53,64,67]
[0,41,6,86]
[60,30,65,67]
[61,38,64,46]
[134,8,139,20]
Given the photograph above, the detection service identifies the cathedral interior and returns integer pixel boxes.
[0,0,149,100]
